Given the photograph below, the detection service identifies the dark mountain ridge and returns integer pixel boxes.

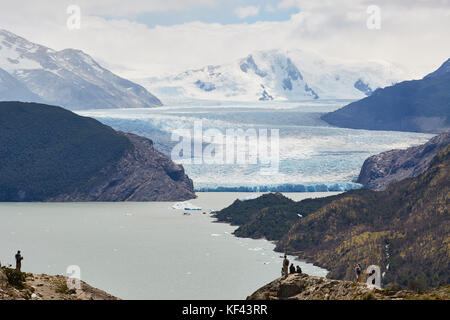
[320,58,450,133]
[0,101,194,201]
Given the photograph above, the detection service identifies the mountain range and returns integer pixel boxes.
[142,49,407,102]
[0,29,162,110]
[321,58,450,133]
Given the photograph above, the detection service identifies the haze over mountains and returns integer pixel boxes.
[142,49,407,103]
[0,29,162,110]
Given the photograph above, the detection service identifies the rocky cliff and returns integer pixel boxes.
[357,132,450,190]
[248,273,450,300]
[0,268,118,300]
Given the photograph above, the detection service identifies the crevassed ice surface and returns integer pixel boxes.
[79,100,434,192]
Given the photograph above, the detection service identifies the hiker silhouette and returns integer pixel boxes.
[15,251,23,271]
[282,254,289,277]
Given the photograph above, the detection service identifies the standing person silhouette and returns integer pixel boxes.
[282,254,289,278]
[15,251,23,271]
[355,263,362,282]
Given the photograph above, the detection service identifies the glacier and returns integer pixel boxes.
[78,101,434,193]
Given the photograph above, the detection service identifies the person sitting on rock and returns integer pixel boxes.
[296,265,302,274]
[282,254,289,277]
[289,263,295,274]
[15,250,23,271]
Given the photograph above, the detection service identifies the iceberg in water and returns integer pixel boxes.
[171,201,202,210]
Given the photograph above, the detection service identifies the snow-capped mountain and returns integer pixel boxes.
[0,29,162,110]
[142,49,408,102]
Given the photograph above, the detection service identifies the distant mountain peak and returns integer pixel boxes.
[143,49,407,103]
[0,29,162,110]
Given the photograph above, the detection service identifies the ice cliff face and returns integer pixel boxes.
[0,29,162,110]
[143,49,407,102]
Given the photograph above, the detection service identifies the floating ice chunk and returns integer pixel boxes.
[171,201,202,210]
[249,247,263,251]
[211,233,221,237]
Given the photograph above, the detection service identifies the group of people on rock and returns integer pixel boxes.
[281,254,302,278]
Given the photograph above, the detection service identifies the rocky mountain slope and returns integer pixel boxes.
[357,132,450,190]
[276,146,449,288]
[0,29,162,110]
[0,268,118,300]
[215,146,449,289]
[0,101,195,201]
[321,58,450,133]
[248,273,450,300]
[143,49,406,102]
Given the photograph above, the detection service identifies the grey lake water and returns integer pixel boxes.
[0,192,334,300]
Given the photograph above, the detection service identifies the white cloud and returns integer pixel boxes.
[0,0,448,80]
[234,6,260,19]
[278,0,300,10]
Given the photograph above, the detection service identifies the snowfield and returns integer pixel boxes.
[140,49,409,104]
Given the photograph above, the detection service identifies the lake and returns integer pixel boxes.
[0,192,334,300]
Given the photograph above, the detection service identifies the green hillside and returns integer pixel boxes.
[0,101,131,201]
[215,147,449,289]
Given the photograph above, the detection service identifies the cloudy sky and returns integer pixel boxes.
[0,0,449,79]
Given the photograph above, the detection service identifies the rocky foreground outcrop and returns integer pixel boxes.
[248,273,450,300]
[357,132,450,190]
[0,269,118,300]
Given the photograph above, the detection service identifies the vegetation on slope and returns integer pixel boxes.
[277,146,449,289]
[214,192,344,240]
[0,101,131,201]
[215,147,449,289]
